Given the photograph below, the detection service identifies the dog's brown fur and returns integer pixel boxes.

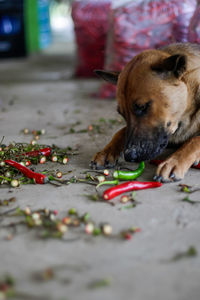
[91,43,200,182]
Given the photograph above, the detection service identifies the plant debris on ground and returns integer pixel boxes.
[0,141,78,187]
[0,207,141,241]
[170,246,197,262]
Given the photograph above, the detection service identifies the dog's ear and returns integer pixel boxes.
[94,70,120,85]
[152,54,186,78]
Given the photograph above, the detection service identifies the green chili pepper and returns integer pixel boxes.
[113,161,145,180]
[96,179,119,189]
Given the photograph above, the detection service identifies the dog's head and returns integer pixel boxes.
[95,50,188,162]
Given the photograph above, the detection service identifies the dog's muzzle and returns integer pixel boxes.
[124,127,169,162]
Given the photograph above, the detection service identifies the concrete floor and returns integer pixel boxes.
[0,43,200,300]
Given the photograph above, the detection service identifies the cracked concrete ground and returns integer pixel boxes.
[0,42,200,300]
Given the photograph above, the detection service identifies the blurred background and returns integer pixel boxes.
[0,0,200,97]
[0,0,74,56]
[1,2,200,299]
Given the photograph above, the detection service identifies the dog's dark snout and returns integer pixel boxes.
[160,133,168,148]
[124,127,169,162]
[124,148,137,162]
[124,141,152,162]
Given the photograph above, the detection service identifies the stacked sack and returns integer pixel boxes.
[189,0,200,44]
[71,0,111,77]
[72,0,197,98]
[99,0,197,98]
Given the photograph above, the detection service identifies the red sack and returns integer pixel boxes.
[188,1,200,44]
[173,0,197,42]
[71,0,111,77]
[99,0,197,99]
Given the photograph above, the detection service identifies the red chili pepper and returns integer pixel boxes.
[103,181,162,200]
[22,147,51,157]
[150,159,163,166]
[150,159,200,169]
[5,160,48,184]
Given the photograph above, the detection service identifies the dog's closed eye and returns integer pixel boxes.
[132,101,152,117]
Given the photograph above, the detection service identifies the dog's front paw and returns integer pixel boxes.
[153,156,190,183]
[90,148,119,170]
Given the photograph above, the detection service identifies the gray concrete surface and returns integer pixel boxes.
[0,45,200,300]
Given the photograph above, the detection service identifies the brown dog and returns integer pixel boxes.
[90,43,200,182]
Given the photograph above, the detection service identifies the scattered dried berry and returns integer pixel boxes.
[51,155,58,162]
[56,223,68,233]
[97,175,105,183]
[30,140,37,146]
[10,179,19,188]
[101,223,112,236]
[103,169,109,176]
[56,171,62,178]
[23,128,29,134]
[62,217,72,225]
[120,195,130,203]
[85,222,94,234]
[40,156,46,164]
[25,160,31,166]
[24,207,31,215]
[62,157,69,164]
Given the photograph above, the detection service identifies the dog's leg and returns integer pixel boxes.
[90,127,126,169]
[154,136,200,182]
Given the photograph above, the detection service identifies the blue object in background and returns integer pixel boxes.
[0,0,52,57]
[0,16,21,35]
[0,0,26,58]
[38,0,51,49]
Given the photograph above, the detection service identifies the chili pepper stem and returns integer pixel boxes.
[78,179,97,186]
[48,175,61,182]
[0,175,12,182]
[96,179,119,189]
[48,176,96,186]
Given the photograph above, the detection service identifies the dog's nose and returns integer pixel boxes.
[124,148,137,162]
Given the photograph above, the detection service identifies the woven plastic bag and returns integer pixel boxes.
[188,1,200,43]
[99,0,197,98]
[71,0,111,77]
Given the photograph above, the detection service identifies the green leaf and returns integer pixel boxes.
[88,278,111,289]
[171,246,197,261]
[182,196,197,205]
[121,203,136,210]
[84,194,99,201]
